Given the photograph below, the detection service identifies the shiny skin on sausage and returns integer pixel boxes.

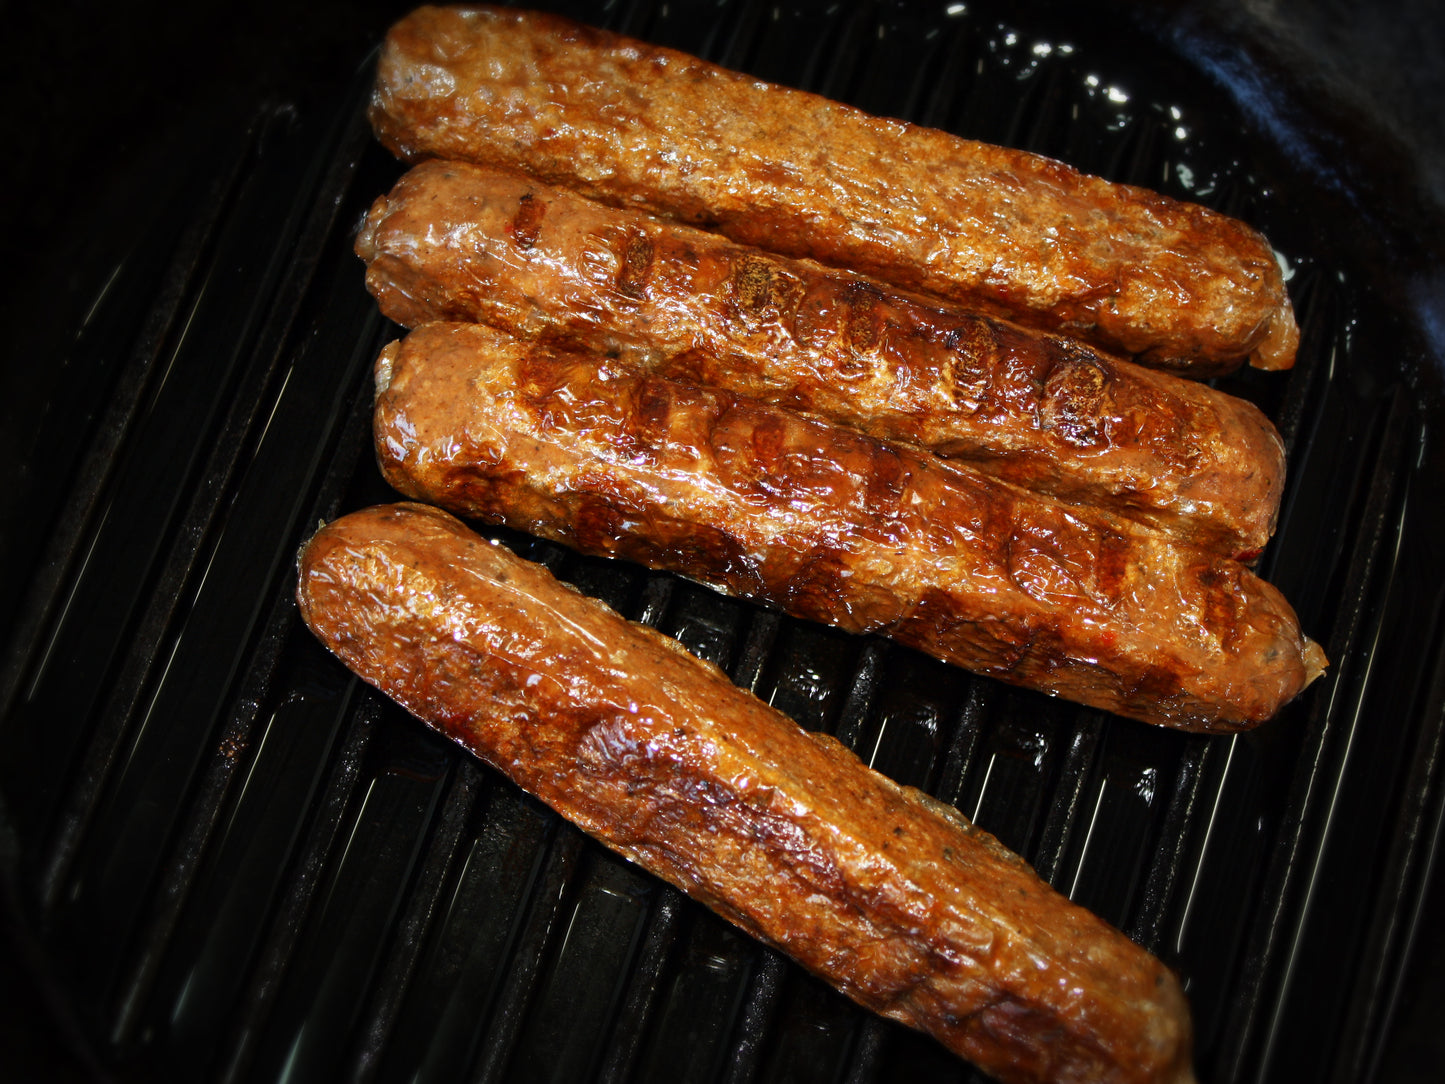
[296,501,1197,1084]
[373,322,1326,733]
[356,159,1286,559]
[368,5,1298,375]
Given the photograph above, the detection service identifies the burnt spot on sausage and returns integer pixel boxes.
[632,377,676,447]
[1038,341,1114,448]
[652,347,716,387]
[733,256,773,312]
[1094,531,1131,604]
[942,319,1002,415]
[515,345,579,403]
[705,401,802,507]
[863,443,910,513]
[1196,562,1245,650]
[843,281,882,353]
[616,231,656,298]
[746,409,790,467]
[732,254,804,318]
[508,192,547,250]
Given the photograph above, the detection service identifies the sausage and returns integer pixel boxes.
[368,5,1298,375]
[356,159,1285,559]
[295,501,1198,1084]
[372,322,1326,732]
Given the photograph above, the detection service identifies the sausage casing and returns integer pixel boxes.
[296,501,1197,1084]
[373,322,1325,732]
[357,160,1286,558]
[368,5,1298,374]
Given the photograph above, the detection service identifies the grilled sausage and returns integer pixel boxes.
[372,322,1325,732]
[357,159,1285,559]
[296,501,1198,1084]
[368,5,1298,375]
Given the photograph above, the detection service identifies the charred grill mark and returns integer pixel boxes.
[515,345,574,403]
[863,443,910,514]
[942,320,1001,414]
[744,409,790,475]
[1196,563,1245,651]
[1094,532,1131,604]
[617,231,656,298]
[733,254,804,318]
[652,347,714,387]
[628,376,680,463]
[844,281,882,353]
[1039,341,1112,448]
[733,256,773,312]
[635,377,674,431]
[508,191,547,249]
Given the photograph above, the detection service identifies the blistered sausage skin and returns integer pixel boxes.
[357,160,1285,559]
[374,323,1326,732]
[369,5,1298,374]
[296,502,1197,1084]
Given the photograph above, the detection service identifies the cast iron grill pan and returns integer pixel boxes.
[2,2,1443,1082]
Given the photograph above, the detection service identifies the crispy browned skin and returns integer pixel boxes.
[374,323,1325,732]
[369,5,1298,374]
[357,160,1285,558]
[296,502,1198,1084]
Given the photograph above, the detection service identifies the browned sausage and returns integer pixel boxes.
[372,322,1325,732]
[368,5,1298,375]
[296,501,1197,1084]
[357,160,1285,559]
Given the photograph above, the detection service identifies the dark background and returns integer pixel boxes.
[3,1,1442,1080]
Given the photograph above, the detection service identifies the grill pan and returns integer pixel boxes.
[4,2,1444,1081]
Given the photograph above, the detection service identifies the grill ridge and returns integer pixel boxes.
[1217,391,1417,1083]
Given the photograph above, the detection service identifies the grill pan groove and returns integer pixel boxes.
[1215,389,1418,1082]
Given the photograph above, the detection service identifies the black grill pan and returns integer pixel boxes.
[4,2,1444,1082]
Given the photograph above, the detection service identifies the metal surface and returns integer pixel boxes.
[3,2,1444,1082]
